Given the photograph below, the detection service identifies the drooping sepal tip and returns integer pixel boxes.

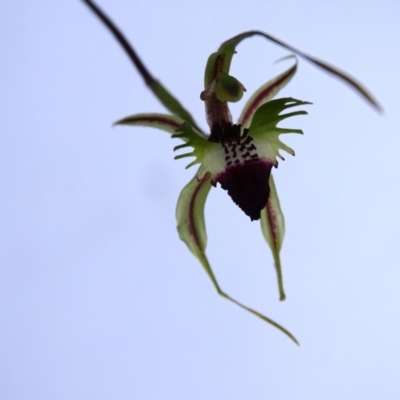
[260,176,286,301]
[176,171,298,344]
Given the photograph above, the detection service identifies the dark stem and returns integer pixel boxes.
[82,0,154,86]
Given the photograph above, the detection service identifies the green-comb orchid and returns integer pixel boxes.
[83,0,381,344]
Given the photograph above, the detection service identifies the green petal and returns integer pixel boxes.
[176,172,299,344]
[217,30,382,112]
[238,58,297,129]
[260,176,286,301]
[82,0,203,131]
[115,113,184,134]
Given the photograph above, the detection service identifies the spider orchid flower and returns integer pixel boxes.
[83,0,381,344]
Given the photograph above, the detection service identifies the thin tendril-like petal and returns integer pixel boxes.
[238,59,297,128]
[115,113,183,134]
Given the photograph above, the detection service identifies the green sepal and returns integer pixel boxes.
[216,30,382,112]
[176,172,212,262]
[176,172,299,344]
[261,176,286,301]
[203,52,219,88]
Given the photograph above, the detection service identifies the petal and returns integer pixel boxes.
[217,30,381,112]
[176,171,298,344]
[238,59,297,129]
[115,114,212,170]
[82,0,204,131]
[260,176,286,301]
[115,113,183,134]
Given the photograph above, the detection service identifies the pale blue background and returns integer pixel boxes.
[1,1,399,399]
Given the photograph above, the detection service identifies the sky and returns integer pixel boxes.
[1,1,399,399]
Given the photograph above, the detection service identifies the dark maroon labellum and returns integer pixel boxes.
[216,160,273,221]
[209,123,273,220]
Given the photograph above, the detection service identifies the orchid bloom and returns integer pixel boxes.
[83,0,381,344]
